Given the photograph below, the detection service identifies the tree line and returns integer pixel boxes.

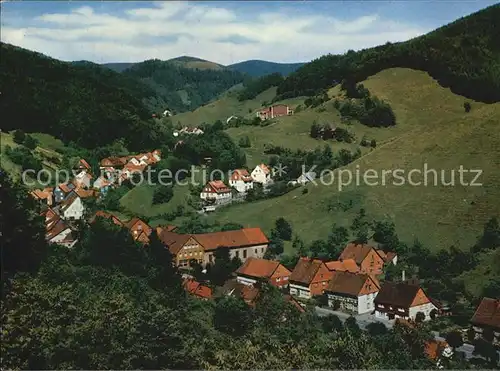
[276,5,500,103]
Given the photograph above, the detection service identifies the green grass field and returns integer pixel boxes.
[200,68,500,252]
[1,131,64,188]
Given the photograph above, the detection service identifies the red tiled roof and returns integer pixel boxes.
[158,228,268,254]
[194,228,269,251]
[257,163,270,175]
[92,211,124,227]
[289,257,325,285]
[325,258,360,273]
[326,271,378,297]
[236,257,280,279]
[425,340,449,360]
[74,187,95,198]
[59,183,73,193]
[78,159,91,170]
[231,169,252,182]
[376,249,397,263]
[339,242,378,265]
[207,180,231,193]
[100,157,127,167]
[125,217,152,243]
[46,219,70,240]
[471,297,500,330]
[183,279,212,299]
[31,188,52,200]
[158,230,192,254]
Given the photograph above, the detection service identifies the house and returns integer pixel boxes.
[44,210,77,248]
[376,249,398,266]
[229,169,254,193]
[46,218,77,248]
[251,163,272,185]
[220,279,261,307]
[30,187,54,206]
[53,182,76,203]
[93,176,113,194]
[257,104,294,120]
[158,227,269,268]
[73,171,93,189]
[325,271,379,314]
[58,192,85,220]
[100,156,128,169]
[200,180,232,203]
[325,258,360,273]
[425,340,453,368]
[236,257,291,288]
[339,242,386,275]
[470,297,500,342]
[183,278,212,300]
[74,187,96,199]
[374,281,437,321]
[289,257,333,299]
[178,126,204,135]
[125,217,152,244]
[122,162,148,181]
[76,158,92,173]
[92,210,124,227]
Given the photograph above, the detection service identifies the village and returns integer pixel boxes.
[26,102,499,366]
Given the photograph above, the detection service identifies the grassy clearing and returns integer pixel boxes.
[1,131,65,188]
[206,68,500,251]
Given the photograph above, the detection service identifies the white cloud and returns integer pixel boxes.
[0,2,430,64]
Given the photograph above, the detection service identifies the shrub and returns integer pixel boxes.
[12,130,26,144]
[23,135,38,150]
[370,139,377,148]
[464,101,471,112]
[153,185,174,205]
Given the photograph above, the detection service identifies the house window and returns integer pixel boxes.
[236,251,240,258]
[254,249,258,254]
[276,277,281,282]
[243,249,247,259]
[322,281,326,286]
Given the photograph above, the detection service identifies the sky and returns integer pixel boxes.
[1,1,497,65]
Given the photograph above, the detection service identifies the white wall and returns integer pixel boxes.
[229,180,254,193]
[290,284,311,299]
[357,292,377,314]
[236,275,257,286]
[409,302,437,321]
[203,243,267,266]
[63,197,85,220]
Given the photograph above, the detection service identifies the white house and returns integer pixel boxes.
[44,209,77,248]
[74,170,93,189]
[251,163,272,185]
[229,169,254,193]
[200,180,232,204]
[325,271,380,315]
[289,171,316,186]
[58,192,85,220]
[374,281,437,321]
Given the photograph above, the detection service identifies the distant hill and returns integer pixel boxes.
[167,56,224,70]
[102,62,136,73]
[228,60,305,77]
[277,4,500,103]
[0,43,161,149]
[121,59,245,113]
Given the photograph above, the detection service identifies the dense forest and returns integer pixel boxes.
[237,72,284,101]
[277,4,500,103]
[0,43,164,150]
[228,60,305,77]
[122,59,245,113]
[2,170,483,370]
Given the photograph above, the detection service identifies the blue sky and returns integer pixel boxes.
[1,1,497,64]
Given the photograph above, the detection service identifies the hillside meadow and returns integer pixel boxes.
[198,68,500,251]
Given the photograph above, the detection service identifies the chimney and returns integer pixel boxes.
[402,270,406,282]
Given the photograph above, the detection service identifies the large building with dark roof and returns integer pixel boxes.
[374,281,437,321]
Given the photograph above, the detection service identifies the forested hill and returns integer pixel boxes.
[277,4,500,103]
[121,59,245,113]
[228,60,305,77]
[0,43,161,149]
